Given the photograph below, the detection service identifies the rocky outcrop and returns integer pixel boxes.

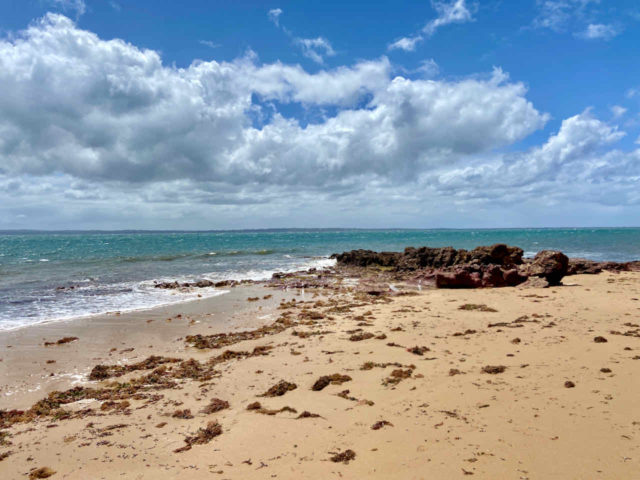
[154,279,237,289]
[333,244,574,289]
[434,264,527,289]
[332,244,524,271]
[568,259,640,275]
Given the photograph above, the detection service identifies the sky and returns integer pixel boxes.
[1,0,639,230]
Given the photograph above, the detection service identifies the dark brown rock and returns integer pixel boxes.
[520,250,569,286]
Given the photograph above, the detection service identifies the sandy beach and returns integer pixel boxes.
[1,268,639,479]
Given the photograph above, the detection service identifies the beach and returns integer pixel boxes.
[1,266,639,479]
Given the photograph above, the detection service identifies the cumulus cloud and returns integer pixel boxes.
[2,13,637,228]
[432,111,635,205]
[388,0,474,52]
[0,15,546,190]
[576,23,621,40]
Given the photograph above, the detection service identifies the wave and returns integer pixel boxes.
[0,256,336,332]
[118,249,281,264]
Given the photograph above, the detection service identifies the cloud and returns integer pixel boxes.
[0,15,545,188]
[423,0,474,36]
[576,23,621,40]
[267,8,336,64]
[110,1,121,12]
[388,0,474,52]
[610,105,627,118]
[268,8,283,26]
[293,37,335,64]
[388,36,422,52]
[433,110,633,204]
[417,59,440,77]
[47,0,86,18]
[533,0,613,37]
[3,14,638,228]
[199,40,220,49]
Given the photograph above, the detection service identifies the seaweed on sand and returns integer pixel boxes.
[330,449,356,464]
[259,380,297,397]
[174,421,223,453]
[311,374,352,391]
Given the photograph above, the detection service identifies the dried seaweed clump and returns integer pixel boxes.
[89,355,180,380]
[311,374,352,391]
[29,467,56,479]
[44,337,78,346]
[297,411,321,419]
[259,380,297,397]
[383,368,414,386]
[360,361,403,371]
[201,398,230,414]
[245,402,297,416]
[174,421,223,453]
[481,365,506,374]
[371,420,393,430]
[349,332,375,342]
[407,346,430,356]
[458,304,497,312]
[330,449,356,464]
[185,319,293,350]
[172,409,193,419]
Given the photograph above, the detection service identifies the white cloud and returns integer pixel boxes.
[576,23,621,40]
[0,15,545,189]
[533,0,599,30]
[268,8,283,26]
[294,37,335,64]
[388,0,474,52]
[109,1,121,12]
[610,105,627,118]
[3,14,639,228]
[199,40,220,49]
[423,0,474,36]
[48,0,86,18]
[417,59,440,77]
[388,35,422,52]
[433,111,631,203]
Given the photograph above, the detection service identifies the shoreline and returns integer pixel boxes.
[0,283,301,410]
[2,250,640,478]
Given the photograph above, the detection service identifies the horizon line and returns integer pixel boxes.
[1,226,640,234]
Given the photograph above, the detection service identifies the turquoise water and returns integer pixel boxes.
[1,228,639,330]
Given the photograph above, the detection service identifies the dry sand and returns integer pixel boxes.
[1,271,640,479]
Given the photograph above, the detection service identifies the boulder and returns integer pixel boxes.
[520,250,569,286]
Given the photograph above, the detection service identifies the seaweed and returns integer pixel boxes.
[481,365,506,374]
[259,380,297,397]
[44,337,78,346]
[311,374,352,391]
[175,421,223,453]
[458,304,497,312]
[330,449,356,464]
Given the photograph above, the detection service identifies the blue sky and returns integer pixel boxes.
[0,0,639,229]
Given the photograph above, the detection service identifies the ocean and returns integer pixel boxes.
[1,228,639,331]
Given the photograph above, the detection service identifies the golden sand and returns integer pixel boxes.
[1,271,640,479]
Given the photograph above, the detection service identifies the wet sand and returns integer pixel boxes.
[1,271,640,479]
[0,285,297,409]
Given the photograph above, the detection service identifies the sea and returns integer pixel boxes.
[1,228,639,331]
